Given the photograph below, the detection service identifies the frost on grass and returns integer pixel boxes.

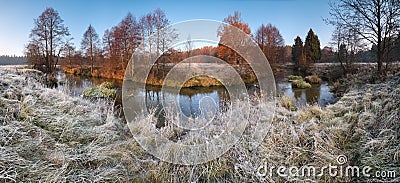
[82,81,117,98]
[0,67,399,182]
[0,68,147,182]
[327,70,400,182]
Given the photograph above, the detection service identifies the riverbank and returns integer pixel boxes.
[63,63,258,87]
[63,66,125,80]
[1,67,399,182]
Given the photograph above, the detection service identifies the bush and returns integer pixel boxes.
[83,82,117,98]
[280,95,297,111]
[99,82,114,89]
[292,79,312,89]
[305,75,321,84]
[287,75,303,81]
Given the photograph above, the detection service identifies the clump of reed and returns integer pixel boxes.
[82,81,117,98]
[305,74,322,84]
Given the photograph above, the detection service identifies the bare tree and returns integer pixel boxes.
[81,24,100,73]
[100,9,174,73]
[102,13,141,69]
[328,0,400,73]
[102,29,112,58]
[25,42,42,67]
[27,7,70,74]
[120,13,141,63]
[140,13,155,54]
[330,23,366,73]
[254,23,284,65]
[64,44,75,66]
[185,34,193,68]
[153,8,169,54]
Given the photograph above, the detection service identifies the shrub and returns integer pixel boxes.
[292,79,312,89]
[99,82,114,89]
[83,82,117,98]
[305,75,321,84]
[183,76,222,87]
[287,75,303,81]
[298,80,312,88]
[280,95,297,111]
[292,79,300,86]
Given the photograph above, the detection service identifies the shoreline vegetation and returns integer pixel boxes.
[1,65,399,182]
[62,63,258,88]
[2,0,400,181]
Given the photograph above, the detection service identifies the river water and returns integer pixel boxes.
[55,71,337,117]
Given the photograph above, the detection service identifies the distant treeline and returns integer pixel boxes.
[0,55,28,65]
[26,4,400,76]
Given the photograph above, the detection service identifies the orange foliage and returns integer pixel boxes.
[216,11,251,65]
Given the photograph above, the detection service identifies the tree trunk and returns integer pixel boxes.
[377,1,382,74]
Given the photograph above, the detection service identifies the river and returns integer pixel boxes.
[55,70,337,117]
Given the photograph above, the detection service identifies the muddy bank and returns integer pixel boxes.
[1,67,399,182]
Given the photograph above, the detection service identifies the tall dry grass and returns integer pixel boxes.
[0,66,399,182]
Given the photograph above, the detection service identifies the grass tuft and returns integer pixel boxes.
[279,94,297,111]
[82,82,117,98]
[287,75,303,81]
[305,74,322,84]
[292,79,312,89]
[0,65,399,182]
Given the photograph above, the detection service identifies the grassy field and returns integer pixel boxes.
[0,66,399,182]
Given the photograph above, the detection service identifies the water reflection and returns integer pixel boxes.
[55,72,122,96]
[56,70,337,123]
[274,69,337,107]
[143,86,230,118]
[277,82,337,107]
[56,71,231,121]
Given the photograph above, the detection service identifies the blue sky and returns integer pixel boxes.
[0,0,334,56]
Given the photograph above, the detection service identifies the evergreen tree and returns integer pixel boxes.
[304,29,321,63]
[292,36,305,68]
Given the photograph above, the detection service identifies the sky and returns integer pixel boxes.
[0,0,334,56]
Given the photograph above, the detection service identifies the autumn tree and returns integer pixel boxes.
[114,13,141,68]
[281,45,293,64]
[255,23,284,65]
[217,11,251,65]
[26,7,70,74]
[25,42,42,68]
[328,0,400,73]
[103,9,172,70]
[81,24,100,72]
[102,29,112,58]
[102,13,141,69]
[292,36,306,69]
[153,8,172,54]
[64,44,75,66]
[140,12,155,54]
[304,29,321,64]
[320,46,335,63]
